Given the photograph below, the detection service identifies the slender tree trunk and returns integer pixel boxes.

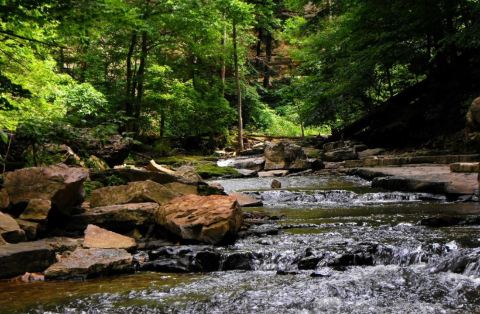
[125,32,137,117]
[255,28,263,68]
[133,31,148,132]
[233,19,244,151]
[263,31,272,88]
[221,14,227,91]
[327,0,333,21]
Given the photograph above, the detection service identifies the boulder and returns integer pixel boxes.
[90,180,180,208]
[0,237,80,279]
[323,148,358,162]
[4,164,88,216]
[0,235,6,246]
[264,142,310,171]
[90,168,184,186]
[44,248,133,280]
[222,251,255,271]
[0,212,26,243]
[271,179,282,189]
[19,199,51,221]
[66,202,159,234]
[230,192,263,207]
[86,155,110,171]
[175,166,203,183]
[83,225,136,250]
[16,219,42,241]
[163,182,199,195]
[0,189,9,210]
[155,195,242,244]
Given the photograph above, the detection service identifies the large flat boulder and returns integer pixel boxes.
[0,212,26,243]
[0,237,80,279]
[90,180,180,208]
[264,142,310,171]
[66,202,159,234]
[4,164,88,216]
[155,195,242,244]
[83,225,136,250]
[44,248,133,280]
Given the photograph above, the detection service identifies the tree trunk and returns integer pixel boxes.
[221,14,227,91]
[263,31,272,88]
[125,32,137,117]
[255,28,263,68]
[133,31,148,132]
[233,19,244,151]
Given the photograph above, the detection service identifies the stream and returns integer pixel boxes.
[1,175,480,313]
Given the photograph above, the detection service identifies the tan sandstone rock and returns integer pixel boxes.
[90,180,180,208]
[4,164,88,216]
[44,248,133,280]
[19,199,52,221]
[0,212,26,243]
[83,225,136,250]
[155,195,242,244]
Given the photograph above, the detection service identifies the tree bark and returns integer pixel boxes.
[125,32,137,117]
[255,28,263,68]
[263,31,272,88]
[221,14,227,91]
[133,31,148,132]
[233,18,244,151]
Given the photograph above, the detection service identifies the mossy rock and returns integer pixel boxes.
[195,164,241,179]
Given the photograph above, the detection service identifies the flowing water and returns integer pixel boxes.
[1,175,480,313]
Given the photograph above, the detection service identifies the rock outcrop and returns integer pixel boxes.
[264,142,310,171]
[83,225,136,250]
[90,180,180,208]
[155,195,242,244]
[4,164,88,216]
[44,248,133,280]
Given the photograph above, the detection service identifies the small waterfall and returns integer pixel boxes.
[246,190,446,207]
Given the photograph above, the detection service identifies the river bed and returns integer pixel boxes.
[1,175,479,313]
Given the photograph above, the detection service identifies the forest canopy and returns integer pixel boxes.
[1,0,480,145]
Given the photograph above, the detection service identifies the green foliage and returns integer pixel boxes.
[57,83,109,126]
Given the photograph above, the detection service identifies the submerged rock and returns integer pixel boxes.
[83,225,136,250]
[142,246,221,273]
[44,248,133,280]
[264,142,310,171]
[90,180,180,207]
[271,179,282,189]
[155,195,243,244]
[222,251,255,271]
[4,164,88,216]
